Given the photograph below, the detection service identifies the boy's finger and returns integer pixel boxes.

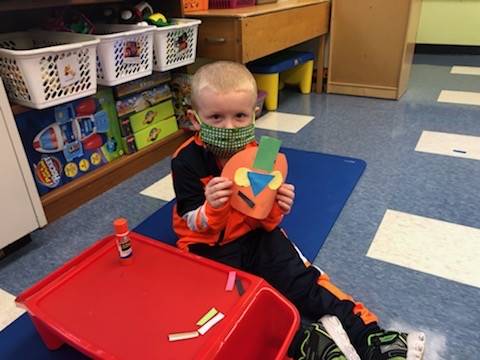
[209,176,231,185]
[277,195,293,205]
[212,190,232,200]
[211,180,233,192]
[278,201,291,213]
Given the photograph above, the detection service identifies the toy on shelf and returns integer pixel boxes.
[15,88,123,196]
[44,9,95,34]
[119,1,154,24]
[170,73,195,131]
[119,100,178,154]
[33,101,109,162]
[115,83,172,118]
[146,13,170,27]
[113,71,171,99]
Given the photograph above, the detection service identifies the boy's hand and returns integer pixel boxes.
[205,177,233,208]
[276,183,295,214]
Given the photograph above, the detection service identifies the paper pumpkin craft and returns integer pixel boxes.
[222,136,288,219]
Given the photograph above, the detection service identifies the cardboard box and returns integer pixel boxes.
[119,100,175,137]
[134,116,178,150]
[113,71,171,99]
[115,84,172,118]
[15,87,123,196]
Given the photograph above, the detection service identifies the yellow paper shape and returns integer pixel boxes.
[234,167,250,187]
[196,307,218,326]
[268,170,283,190]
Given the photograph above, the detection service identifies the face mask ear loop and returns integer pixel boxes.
[193,111,203,126]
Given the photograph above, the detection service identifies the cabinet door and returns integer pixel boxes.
[0,83,45,248]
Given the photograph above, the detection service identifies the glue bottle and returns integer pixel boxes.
[114,218,133,260]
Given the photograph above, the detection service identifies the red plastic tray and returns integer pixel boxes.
[16,232,299,359]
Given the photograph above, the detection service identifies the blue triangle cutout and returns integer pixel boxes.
[248,171,274,196]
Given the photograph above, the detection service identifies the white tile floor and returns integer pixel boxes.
[140,173,175,201]
[415,130,480,161]
[255,111,314,133]
[367,209,480,288]
[450,66,480,76]
[437,90,480,106]
[0,288,24,331]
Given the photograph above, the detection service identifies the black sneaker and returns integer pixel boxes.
[364,330,425,360]
[289,322,347,360]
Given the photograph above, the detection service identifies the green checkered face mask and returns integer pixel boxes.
[195,112,256,158]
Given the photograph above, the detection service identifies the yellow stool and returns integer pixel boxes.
[249,51,314,111]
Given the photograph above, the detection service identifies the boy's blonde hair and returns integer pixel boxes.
[191,61,257,109]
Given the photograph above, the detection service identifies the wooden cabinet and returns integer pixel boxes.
[189,0,330,93]
[327,0,422,99]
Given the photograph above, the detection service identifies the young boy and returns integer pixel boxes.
[171,61,425,359]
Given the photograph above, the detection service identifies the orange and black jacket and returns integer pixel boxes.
[171,134,284,251]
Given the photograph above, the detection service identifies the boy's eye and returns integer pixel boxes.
[235,113,247,118]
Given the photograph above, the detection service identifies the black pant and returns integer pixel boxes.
[189,227,379,355]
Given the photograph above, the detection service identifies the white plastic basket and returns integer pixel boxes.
[152,18,201,72]
[0,31,99,109]
[93,24,154,86]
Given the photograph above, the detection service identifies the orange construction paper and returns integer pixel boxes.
[222,147,288,219]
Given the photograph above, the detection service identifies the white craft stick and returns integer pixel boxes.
[168,331,199,341]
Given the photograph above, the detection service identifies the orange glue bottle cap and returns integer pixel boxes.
[114,218,129,235]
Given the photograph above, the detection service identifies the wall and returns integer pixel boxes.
[416,0,480,45]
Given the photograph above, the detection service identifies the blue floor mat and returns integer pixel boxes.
[135,148,366,261]
[0,149,365,359]
[0,314,87,359]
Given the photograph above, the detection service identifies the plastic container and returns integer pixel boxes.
[0,31,99,109]
[205,286,299,360]
[16,232,299,360]
[113,218,133,259]
[151,18,201,71]
[184,0,209,12]
[92,24,154,86]
[209,0,255,9]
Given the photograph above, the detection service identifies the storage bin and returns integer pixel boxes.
[209,0,255,9]
[184,0,209,12]
[205,286,300,360]
[0,31,99,109]
[151,18,201,71]
[92,24,154,87]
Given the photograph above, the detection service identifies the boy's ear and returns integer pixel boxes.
[187,109,201,131]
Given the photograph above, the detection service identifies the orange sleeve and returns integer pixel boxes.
[261,202,284,231]
[204,201,231,231]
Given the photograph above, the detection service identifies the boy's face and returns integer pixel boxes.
[191,86,256,129]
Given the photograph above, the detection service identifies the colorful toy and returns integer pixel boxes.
[44,9,95,34]
[15,88,123,195]
[222,136,287,219]
[33,102,109,162]
[170,73,195,131]
[120,1,154,24]
[118,99,175,136]
[146,13,169,27]
[249,51,314,111]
